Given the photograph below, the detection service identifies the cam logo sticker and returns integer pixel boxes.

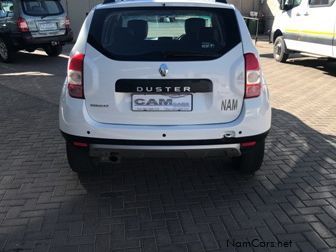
[221,99,238,111]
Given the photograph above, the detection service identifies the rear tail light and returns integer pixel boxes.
[65,16,71,29]
[17,17,29,32]
[244,53,261,99]
[68,54,85,99]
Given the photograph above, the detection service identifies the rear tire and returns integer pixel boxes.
[233,139,265,174]
[0,38,16,63]
[66,141,94,173]
[273,36,289,63]
[44,45,62,57]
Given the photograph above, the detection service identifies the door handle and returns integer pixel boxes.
[296,13,301,16]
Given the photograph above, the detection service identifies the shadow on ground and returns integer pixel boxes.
[287,58,336,77]
[260,53,336,77]
[0,51,68,106]
[0,50,68,76]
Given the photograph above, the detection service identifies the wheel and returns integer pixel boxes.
[66,141,94,173]
[0,38,16,63]
[44,45,62,57]
[233,139,265,174]
[273,36,289,63]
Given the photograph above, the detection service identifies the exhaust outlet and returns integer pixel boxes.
[109,153,121,163]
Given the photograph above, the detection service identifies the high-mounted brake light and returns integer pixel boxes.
[68,54,85,99]
[17,17,29,32]
[244,53,261,99]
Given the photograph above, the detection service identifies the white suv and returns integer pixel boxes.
[59,0,271,174]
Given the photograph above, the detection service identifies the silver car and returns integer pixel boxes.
[0,0,73,62]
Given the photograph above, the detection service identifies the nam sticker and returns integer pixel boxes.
[221,99,238,111]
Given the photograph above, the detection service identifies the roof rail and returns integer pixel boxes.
[103,0,227,4]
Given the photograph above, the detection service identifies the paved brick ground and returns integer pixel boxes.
[0,44,335,252]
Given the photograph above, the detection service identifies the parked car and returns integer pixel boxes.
[59,0,272,174]
[271,0,336,63]
[0,0,73,62]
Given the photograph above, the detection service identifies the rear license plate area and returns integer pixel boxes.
[132,94,193,112]
[39,22,57,31]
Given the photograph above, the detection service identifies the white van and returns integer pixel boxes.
[271,0,336,62]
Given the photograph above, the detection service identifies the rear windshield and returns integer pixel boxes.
[88,7,241,61]
[22,0,64,16]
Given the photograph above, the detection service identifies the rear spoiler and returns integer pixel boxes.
[103,0,227,4]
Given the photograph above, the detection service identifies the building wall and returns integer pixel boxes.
[61,0,101,38]
[63,0,279,38]
[228,0,281,32]
[227,0,259,16]
[262,0,281,31]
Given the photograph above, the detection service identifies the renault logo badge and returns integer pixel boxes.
[159,64,168,77]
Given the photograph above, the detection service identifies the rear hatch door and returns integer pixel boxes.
[84,5,245,126]
[22,0,66,37]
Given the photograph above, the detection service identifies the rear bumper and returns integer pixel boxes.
[93,144,241,159]
[62,131,268,158]
[61,131,269,146]
[10,30,73,48]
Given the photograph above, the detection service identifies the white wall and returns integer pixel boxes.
[228,0,260,15]
[229,0,282,33]
[61,0,101,38]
